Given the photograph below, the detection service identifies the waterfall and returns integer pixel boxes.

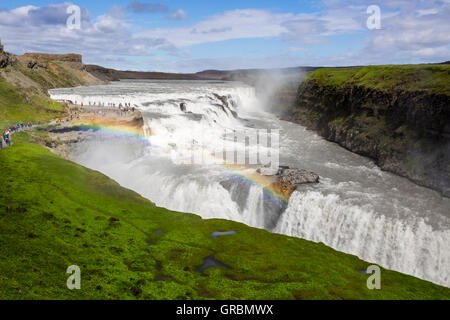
[50,80,450,288]
[275,190,450,287]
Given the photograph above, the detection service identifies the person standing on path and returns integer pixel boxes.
[4,129,11,146]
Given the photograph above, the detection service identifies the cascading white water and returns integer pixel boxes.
[275,190,450,287]
[49,79,450,288]
[51,80,274,228]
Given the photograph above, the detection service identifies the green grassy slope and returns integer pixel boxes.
[0,132,449,300]
[11,60,92,91]
[309,65,450,94]
[0,77,65,128]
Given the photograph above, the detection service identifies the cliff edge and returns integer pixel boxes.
[285,65,450,197]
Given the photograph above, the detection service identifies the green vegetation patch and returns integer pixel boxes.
[309,65,450,94]
[0,77,65,128]
[0,132,449,300]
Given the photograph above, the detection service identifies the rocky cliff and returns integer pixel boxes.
[85,64,121,81]
[0,43,12,68]
[285,65,450,197]
[22,53,82,63]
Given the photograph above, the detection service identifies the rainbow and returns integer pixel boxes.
[73,123,150,145]
[71,120,289,206]
[222,164,289,205]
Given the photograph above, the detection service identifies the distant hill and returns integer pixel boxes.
[85,64,322,82]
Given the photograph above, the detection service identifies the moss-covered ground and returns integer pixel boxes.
[0,77,66,128]
[0,131,449,300]
[309,64,450,94]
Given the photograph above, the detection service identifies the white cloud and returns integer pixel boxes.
[139,7,368,47]
[361,1,450,62]
[0,3,173,61]
[138,9,290,47]
[169,9,188,20]
[0,0,448,72]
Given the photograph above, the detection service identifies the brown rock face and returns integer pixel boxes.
[20,53,85,71]
[85,64,121,81]
[23,53,82,63]
[0,44,11,68]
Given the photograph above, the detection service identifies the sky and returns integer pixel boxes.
[0,0,449,72]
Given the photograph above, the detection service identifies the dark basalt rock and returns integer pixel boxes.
[212,93,238,118]
[285,79,450,197]
[220,176,285,229]
[0,46,11,68]
[27,60,39,69]
[213,93,230,107]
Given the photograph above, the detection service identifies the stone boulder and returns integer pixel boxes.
[258,165,320,199]
[277,167,320,185]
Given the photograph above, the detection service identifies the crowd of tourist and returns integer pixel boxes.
[63,100,136,117]
[0,121,35,149]
[1,101,137,150]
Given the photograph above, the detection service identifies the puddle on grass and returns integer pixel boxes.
[357,270,371,275]
[211,230,237,239]
[196,255,232,272]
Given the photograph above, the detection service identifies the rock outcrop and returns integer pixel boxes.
[0,43,11,68]
[212,93,238,118]
[258,165,320,199]
[22,53,82,63]
[21,53,84,71]
[85,64,121,81]
[271,167,319,199]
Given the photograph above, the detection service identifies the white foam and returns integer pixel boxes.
[275,190,450,287]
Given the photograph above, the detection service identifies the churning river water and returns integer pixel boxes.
[50,79,450,287]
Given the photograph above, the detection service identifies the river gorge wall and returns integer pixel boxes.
[284,66,450,197]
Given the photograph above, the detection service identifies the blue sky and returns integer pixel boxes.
[0,0,449,72]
